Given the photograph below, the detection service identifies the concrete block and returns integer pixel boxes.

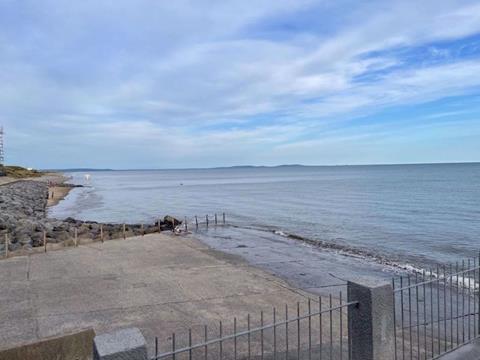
[93,327,148,360]
[348,280,394,360]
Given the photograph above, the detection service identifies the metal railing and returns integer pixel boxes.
[152,294,358,360]
[392,254,480,359]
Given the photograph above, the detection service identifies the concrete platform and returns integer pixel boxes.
[0,233,324,355]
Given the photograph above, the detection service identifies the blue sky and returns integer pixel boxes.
[1,0,480,169]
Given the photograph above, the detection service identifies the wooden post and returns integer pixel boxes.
[215,213,217,225]
[184,217,187,231]
[43,231,47,253]
[223,212,225,224]
[195,216,198,228]
[141,223,144,236]
[158,219,161,233]
[100,224,104,243]
[74,228,78,247]
[171,218,175,232]
[206,215,209,228]
[4,233,8,258]
[123,223,126,239]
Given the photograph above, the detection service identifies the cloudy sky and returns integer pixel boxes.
[1,0,480,169]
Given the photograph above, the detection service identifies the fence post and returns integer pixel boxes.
[4,233,8,258]
[123,223,126,239]
[184,217,187,231]
[141,223,144,236]
[215,213,217,225]
[206,215,209,228]
[158,219,161,233]
[223,212,225,224]
[100,224,104,243]
[43,231,47,252]
[347,280,394,360]
[195,216,198,228]
[74,228,78,247]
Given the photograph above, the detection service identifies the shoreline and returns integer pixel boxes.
[0,174,181,254]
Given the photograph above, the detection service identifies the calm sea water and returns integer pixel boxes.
[49,163,480,275]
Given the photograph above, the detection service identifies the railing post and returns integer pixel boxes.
[348,280,394,360]
[4,233,8,258]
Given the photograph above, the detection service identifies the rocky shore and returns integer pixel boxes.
[0,179,180,252]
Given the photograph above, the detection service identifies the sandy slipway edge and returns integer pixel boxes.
[0,179,180,252]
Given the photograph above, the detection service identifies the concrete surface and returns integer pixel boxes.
[437,338,480,360]
[0,233,331,357]
[94,327,147,360]
[0,328,95,360]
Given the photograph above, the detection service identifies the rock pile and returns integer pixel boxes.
[0,180,181,252]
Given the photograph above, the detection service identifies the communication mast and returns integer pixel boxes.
[0,126,5,176]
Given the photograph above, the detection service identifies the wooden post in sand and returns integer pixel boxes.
[206,215,209,228]
[43,231,47,253]
[171,218,175,232]
[184,217,187,231]
[100,224,104,243]
[74,228,78,247]
[195,216,198,228]
[215,213,218,226]
[4,233,8,258]
[141,223,144,236]
[223,212,225,225]
[123,223,126,239]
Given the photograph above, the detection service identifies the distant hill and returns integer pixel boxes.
[3,165,42,178]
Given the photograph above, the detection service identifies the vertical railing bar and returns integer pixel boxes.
[273,308,276,360]
[319,296,323,360]
[474,257,477,339]
[172,333,176,360]
[204,325,208,360]
[308,298,312,360]
[400,276,405,360]
[286,304,289,360]
[188,328,192,360]
[468,259,472,341]
[456,262,459,347]
[462,260,465,344]
[450,264,453,350]
[155,337,158,360]
[423,270,427,360]
[247,314,251,360]
[430,268,434,357]
[437,264,441,355]
[297,302,300,360]
[393,278,398,360]
[234,317,237,360]
[219,320,223,360]
[408,275,413,360]
[443,265,447,353]
[339,291,343,360]
[261,311,264,360]
[329,294,333,360]
[415,272,420,359]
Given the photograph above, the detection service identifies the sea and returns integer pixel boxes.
[48,163,480,286]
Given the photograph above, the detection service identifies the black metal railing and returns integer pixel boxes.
[392,254,480,359]
[152,294,358,360]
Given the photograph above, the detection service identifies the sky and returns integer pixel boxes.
[1,0,480,169]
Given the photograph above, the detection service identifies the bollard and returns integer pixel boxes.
[141,223,144,236]
[123,223,126,239]
[195,216,198,228]
[158,219,161,233]
[4,233,8,258]
[215,213,217,225]
[43,231,47,253]
[206,214,209,228]
[184,217,187,231]
[223,212,225,224]
[348,280,394,360]
[74,228,78,247]
[100,224,104,243]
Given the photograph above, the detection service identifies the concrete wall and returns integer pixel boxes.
[0,328,95,360]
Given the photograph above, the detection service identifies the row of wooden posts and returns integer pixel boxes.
[3,213,227,258]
